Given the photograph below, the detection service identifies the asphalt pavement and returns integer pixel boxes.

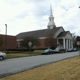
[0,51,79,78]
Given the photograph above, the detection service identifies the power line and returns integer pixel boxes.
[55,8,79,18]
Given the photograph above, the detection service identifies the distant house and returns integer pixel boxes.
[16,6,73,50]
[76,36,80,41]
[76,36,80,47]
[0,34,17,51]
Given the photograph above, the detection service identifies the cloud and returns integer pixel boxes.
[0,0,80,36]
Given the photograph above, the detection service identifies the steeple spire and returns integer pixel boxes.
[50,4,53,16]
[47,4,56,29]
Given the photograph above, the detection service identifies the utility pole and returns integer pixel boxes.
[5,24,7,53]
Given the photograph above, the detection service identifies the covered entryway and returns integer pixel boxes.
[57,38,73,49]
[57,31,73,50]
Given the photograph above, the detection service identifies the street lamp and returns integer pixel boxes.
[5,24,7,53]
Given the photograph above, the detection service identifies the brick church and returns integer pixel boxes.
[16,6,73,50]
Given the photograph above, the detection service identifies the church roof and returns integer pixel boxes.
[16,27,63,39]
[57,31,69,37]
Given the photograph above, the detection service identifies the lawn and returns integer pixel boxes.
[1,56,80,80]
[6,50,44,59]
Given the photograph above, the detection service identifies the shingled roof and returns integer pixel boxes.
[57,31,69,37]
[16,27,63,39]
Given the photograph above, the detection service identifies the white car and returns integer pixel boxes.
[53,47,66,53]
[0,52,6,61]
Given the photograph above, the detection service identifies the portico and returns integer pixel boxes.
[57,38,73,50]
[57,31,73,50]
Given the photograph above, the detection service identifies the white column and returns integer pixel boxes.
[63,38,65,49]
[72,40,73,48]
[65,39,66,49]
[71,40,73,48]
[65,39,67,49]
[66,39,68,49]
[70,40,72,48]
[70,40,71,48]
[69,40,70,49]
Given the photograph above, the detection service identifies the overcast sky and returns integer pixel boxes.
[0,0,80,36]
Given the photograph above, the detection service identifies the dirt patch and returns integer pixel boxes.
[1,56,80,80]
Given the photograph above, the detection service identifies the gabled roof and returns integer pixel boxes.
[16,27,63,39]
[57,31,69,37]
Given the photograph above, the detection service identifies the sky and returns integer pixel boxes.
[0,0,80,36]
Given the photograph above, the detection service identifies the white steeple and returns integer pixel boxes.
[47,4,56,29]
[50,4,53,16]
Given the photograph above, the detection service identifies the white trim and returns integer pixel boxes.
[65,32,73,39]
[17,39,23,41]
[39,37,46,39]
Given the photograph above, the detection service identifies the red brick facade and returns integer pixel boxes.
[36,38,57,48]
[37,39,46,48]
[0,34,17,51]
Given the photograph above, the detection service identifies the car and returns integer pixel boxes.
[73,48,78,51]
[53,47,66,53]
[41,49,54,55]
[67,48,78,52]
[67,48,73,52]
[0,52,6,61]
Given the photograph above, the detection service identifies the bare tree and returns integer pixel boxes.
[20,36,40,48]
[44,34,57,49]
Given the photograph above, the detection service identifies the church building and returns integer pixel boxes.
[16,6,73,50]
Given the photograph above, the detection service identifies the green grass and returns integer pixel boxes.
[7,50,44,59]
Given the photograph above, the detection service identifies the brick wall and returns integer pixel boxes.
[36,38,57,48]
[36,39,46,48]
[0,34,17,51]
